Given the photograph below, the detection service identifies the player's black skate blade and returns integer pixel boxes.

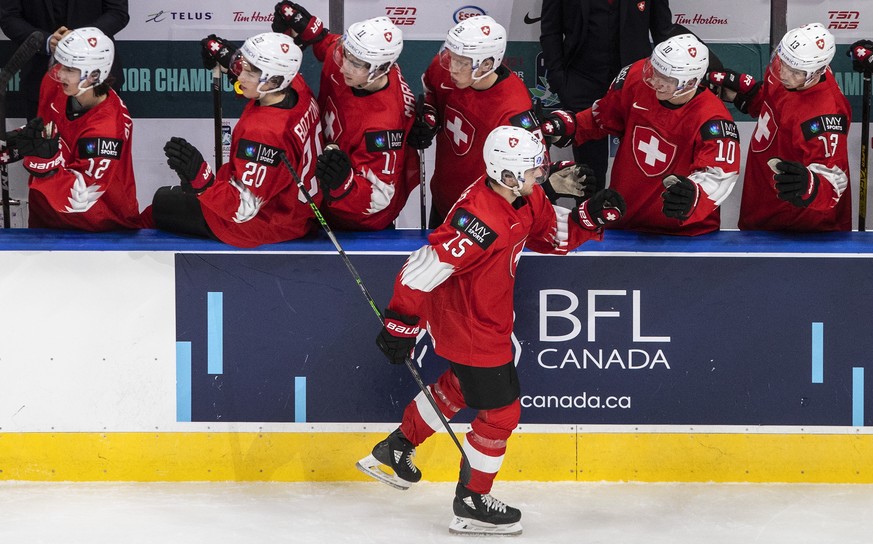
[355,453,413,490]
[356,429,422,490]
[449,483,523,536]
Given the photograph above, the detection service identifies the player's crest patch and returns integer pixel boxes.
[365,129,405,152]
[384,32,393,42]
[631,126,676,177]
[87,37,97,47]
[508,137,519,148]
[451,207,497,250]
[508,110,537,130]
[78,137,123,160]
[637,1,646,11]
[321,96,343,142]
[749,102,778,153]
[442,105,475,156]
[280,43,290,53]
[801,114,847,140]
[688,47,697,58]
[481,26,491,36]
[816,39,825,50]
[236,139,282,167]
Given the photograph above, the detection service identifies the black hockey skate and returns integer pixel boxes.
[355,429,422,490]
[449,482,523,536]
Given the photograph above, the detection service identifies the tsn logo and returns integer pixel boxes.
[386,6,416,25]
[827,11,860,30]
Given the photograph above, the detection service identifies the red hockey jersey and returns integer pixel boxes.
[29,73,142,231]
[739,70,852,232]
[575,60,740,236]
[311,34,417,230]
[423,59,538,220]
[388,178,601,367]
[197,76,324,248]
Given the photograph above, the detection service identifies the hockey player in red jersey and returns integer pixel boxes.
[10,27,142,231]
[409,15,543,227]
[709,23,851,231]
[357,126,626,536]
[543,33,740,236]
[145,32,323,248]
[271,3,417,231]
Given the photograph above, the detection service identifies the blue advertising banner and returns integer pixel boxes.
[175,247,873,427]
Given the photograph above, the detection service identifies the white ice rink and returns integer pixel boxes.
[2,480,871,543]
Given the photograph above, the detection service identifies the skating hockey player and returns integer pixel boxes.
[542,33,740,235]
[410,15,544,227]
[8,27,142,230]
[271,3,417,230]
[709,23,852,231]
[358,125,626,535]
[144,32,323,248]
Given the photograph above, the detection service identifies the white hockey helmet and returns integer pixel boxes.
[335,17,403,84]
[51,27,114,95]
[484,126,547,197]
[643,33,708,98]
[770,23,835,87]
[440,15,506,81]
[231,32,302,96]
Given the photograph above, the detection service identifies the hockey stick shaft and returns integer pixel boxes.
[415,94,426,230]
[859,74,871,231]
[0,31,43,229]
[212,67,223,169]
[278,151,472,485]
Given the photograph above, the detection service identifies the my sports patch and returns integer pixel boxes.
[78,137,123,160]
[365,130,404,152]
[450,207,498,250]
[236,139,283,167]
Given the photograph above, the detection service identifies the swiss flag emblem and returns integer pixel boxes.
[688,47,697,58]
[637,1,646,11]
[631,126,677,177]
[443,105,475,156]
[87,37,97,47]
[384,32,393,42]
[281,43,289,53]
[481,26,490,36]
[508,137,519,148]
[816,39,825,50]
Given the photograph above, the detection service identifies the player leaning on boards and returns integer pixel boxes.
[409,15,546,228]
[709,23,852,232]
[542,33,740,236]
[1,27,142,230]
[142,32,323,248]
[358,125,626,536]
[271,3,417,231]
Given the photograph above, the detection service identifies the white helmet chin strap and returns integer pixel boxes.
[495,172,523,198]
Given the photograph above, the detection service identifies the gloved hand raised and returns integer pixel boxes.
[18,117,62,178]
[271,1,327,47]
[575,188,626,230]
[768,157,819,208]
[661,175,700,221]
[542,161,596,209]
[848,40,873,75]
[706,70,760,114]
[376,309,421,365]
[200,34,236,72]
[164,137,214,194]
[316,146,353,192]
[406,102,438,150]
[540,109,577,148]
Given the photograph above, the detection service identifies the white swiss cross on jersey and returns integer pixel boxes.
[443,105,475,156]
[750,101,778,153]
[631,126,676,177]
[321,96,343,143]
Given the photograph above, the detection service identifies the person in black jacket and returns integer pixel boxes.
[540,0,672,189]
[0,0,129,121]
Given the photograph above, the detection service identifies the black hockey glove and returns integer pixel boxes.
[542,161,596,209]
[706,70,761,114]
[661,175,699,221]
[315,147,353,192]
[848,40,873,75]
[164,137,215,194]
[271,1,327,47]
[540,109,577,148]
[0,126,24,165]
[200,34,237,72]
[406,102,439,150]
[376,309,421,365]
[574,188,625,230]
[17,117,62,178]
[768,158,819,208]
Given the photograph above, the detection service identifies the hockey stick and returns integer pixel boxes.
[415,94,426,230]
[278,149,472,486]
[0,31,42,228]
[212,67,223,169]
[858,72,871,231]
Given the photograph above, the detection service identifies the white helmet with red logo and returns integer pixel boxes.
[339,17,403,83]
[484,126,547,196]
[442,15,506,80]
[52,27,114,95]
[231,32,302,96]
[772,23,835,86]
[644,33,709,97]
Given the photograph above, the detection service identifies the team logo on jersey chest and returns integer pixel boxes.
[78,137,123,160]
[451,207,497,249]
[365,130,405,152]
[801,114,847,140]
[236,139,282,167]
[321,96,343,142]
[631,126,676,177]
[442,105,475,156]
[750,102,778,153]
